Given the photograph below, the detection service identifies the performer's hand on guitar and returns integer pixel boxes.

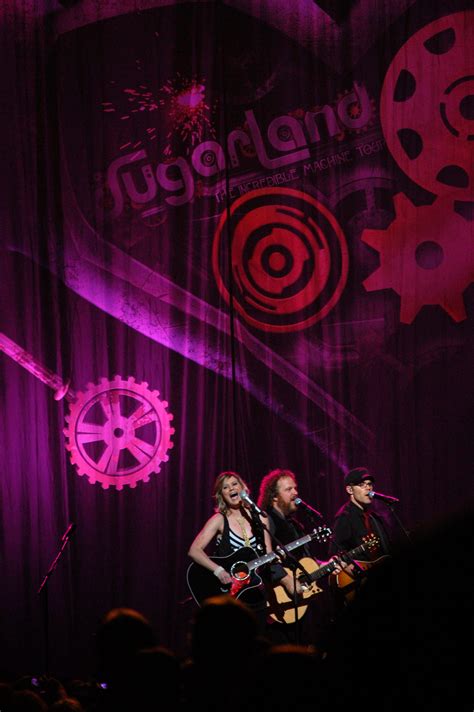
[213,565,232,585]
[295,580,304,595]
[280,572,304,597]
[328,555,348,574]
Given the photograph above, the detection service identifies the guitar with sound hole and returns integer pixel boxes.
[186,526,331,607]
[267,534,380,623]
[332,550,390,603]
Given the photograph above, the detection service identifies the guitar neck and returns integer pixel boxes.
[281,532,315,557]
[344,541,370,561]
[248,531,316,573]
[247,551,278,572]
[307,541,371,583]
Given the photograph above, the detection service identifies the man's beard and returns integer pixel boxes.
[281,500,297,517]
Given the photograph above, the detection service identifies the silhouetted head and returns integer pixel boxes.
[190,595,259,666]
[116,645,180,709]
[8,690,48,712]
[95,607,156,684]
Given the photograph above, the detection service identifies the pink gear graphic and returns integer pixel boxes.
[380,11,474,201]
[64,375,174,490]
[361,194,474,323]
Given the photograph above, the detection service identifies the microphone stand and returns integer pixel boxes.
[259,517,313,646]
[37,523,76,672]
[373,498,411,545]
[384,501,411,544]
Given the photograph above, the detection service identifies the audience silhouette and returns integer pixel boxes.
[2,504,471,711]
[93,607,179,711]
[181,594,269,711]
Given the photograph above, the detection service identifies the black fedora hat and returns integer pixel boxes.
[344,467,374,487]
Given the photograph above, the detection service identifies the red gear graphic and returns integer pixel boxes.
[361,194,474,323]
[64,375,174,490]
[380,11,474,201]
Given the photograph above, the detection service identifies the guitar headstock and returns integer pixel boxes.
[311,526,332,543]
[362,533,380,551]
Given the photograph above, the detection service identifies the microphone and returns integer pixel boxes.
[240,491,268,518]
[294,498,323,519]
[61,522,77,541]
[368,491,399,504]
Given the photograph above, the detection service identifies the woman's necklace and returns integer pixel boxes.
[235,514,251,547]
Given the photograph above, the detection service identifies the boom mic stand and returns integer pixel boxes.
[259,519,313,645]
[368,492,411,544]
[385,501,411,544]
[37,523,76,672]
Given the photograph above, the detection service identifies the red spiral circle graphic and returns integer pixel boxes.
[212,188,349,332]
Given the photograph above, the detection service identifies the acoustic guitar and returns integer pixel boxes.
[332,554,390,603]
[186,526,331,607]
[267,534,379,624]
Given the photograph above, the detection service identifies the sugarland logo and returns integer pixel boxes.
[105,82,374,220]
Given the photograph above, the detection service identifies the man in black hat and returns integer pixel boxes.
[327,467,396,611]
[329,467,393,563]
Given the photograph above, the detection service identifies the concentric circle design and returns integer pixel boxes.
[212,188,349,332]
[380,11,474,200]
[201,150,217,167]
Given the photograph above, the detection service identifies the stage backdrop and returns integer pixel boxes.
[1,0,473,676]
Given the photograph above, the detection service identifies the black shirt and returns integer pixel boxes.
[330,500,392,560]
[267,507,306,545]
[266,507,311,581]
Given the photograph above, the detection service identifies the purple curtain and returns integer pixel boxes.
[1,0,473,676]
